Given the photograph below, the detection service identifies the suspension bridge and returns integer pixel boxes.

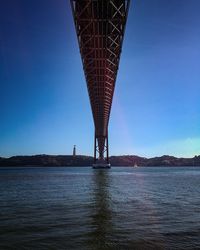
[71,0,130,167]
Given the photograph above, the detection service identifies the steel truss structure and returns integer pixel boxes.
[71,0,130,164]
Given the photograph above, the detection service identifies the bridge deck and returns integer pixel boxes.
[71,0,130,161]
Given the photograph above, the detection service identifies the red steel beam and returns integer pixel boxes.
[71,0,130,162]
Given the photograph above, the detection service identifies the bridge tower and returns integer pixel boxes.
[71,0,130,167]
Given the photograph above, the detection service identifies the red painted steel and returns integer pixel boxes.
[71,0,130,162]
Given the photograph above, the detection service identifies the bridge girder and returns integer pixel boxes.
[71,0,130,163]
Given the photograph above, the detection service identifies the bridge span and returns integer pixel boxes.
[71,0,130,166]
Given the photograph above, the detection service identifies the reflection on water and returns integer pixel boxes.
[0,167,200,249]
[88,169,166,249]
[87,170,113,249]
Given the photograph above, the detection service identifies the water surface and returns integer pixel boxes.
[0,166,200,249]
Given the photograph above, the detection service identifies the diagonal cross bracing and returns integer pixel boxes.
[71,0,130,163]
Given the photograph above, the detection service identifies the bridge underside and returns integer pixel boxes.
[71,0,129,163]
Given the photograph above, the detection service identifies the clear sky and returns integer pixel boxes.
[1,0,200,157]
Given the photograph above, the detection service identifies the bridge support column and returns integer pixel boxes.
[106,134,109,164]
[93,132,110,168]
[94,133,97,164]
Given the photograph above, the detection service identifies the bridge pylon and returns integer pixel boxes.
[94,130,110,168]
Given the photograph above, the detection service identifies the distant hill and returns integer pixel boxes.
[110,155,200,166]
[0,155,93,166]
[0,154,200,166]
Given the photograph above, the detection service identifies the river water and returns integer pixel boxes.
[0,166,199,250]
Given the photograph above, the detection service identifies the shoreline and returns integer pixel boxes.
[1,154,200,167]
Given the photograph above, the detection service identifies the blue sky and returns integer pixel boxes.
[1,0,200,157]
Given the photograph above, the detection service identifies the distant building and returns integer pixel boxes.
[73,145,76,157]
